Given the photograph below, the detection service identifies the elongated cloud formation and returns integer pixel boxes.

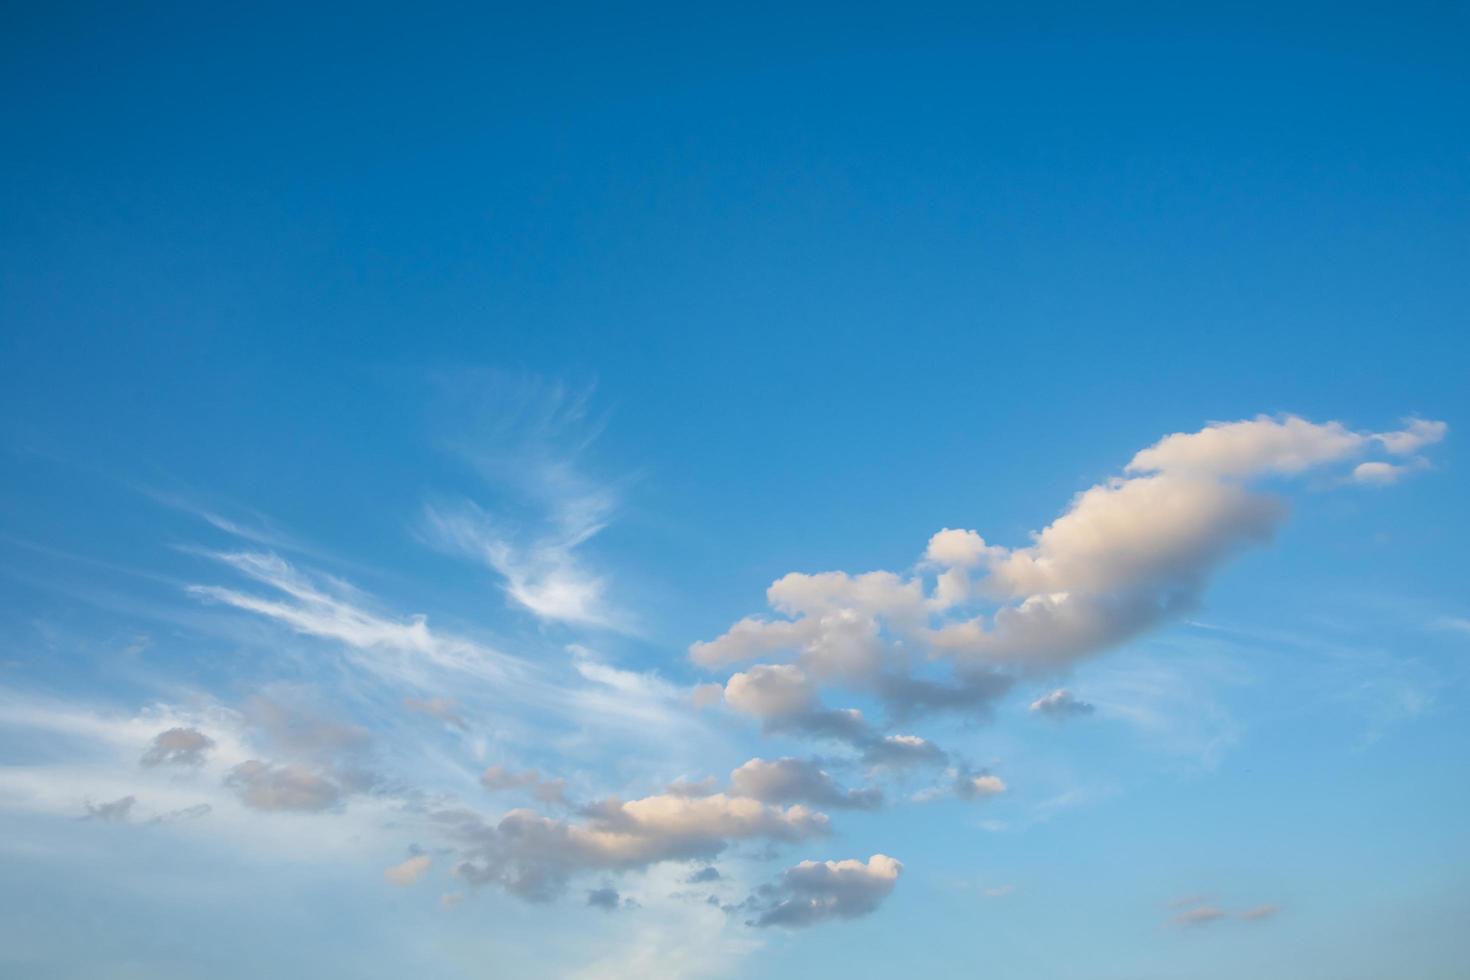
[693,415,1446,732]
[436,790,830,900]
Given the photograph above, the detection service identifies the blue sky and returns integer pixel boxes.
[2,4,1468,977]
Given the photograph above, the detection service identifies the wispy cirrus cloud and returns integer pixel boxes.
[423,373,631,631]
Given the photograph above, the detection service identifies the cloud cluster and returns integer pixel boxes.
[693,416,1446,745]
[437,790,830,901]
[745,854,903,927]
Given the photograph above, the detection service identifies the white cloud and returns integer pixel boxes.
[187,551,527,688]
[1376,418,1447,456]
[722,665,816,720]
[1124,415,1368,477]
[691,415,1446,739]
[423,499,619,629]
[422,374,628,630]
[925,528,1003,568]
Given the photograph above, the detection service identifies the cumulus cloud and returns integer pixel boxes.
[437,790,829,901]
[691,415,1447,745]
[729,758,881,810]
[385,854,432,886]
[685,866,721,883]
[747,854,903,927]
[140,727,216,766]
[225,760,346,812]
[1029,689,1095,719]
[1352,460,1416,486]
[723,665,816,719]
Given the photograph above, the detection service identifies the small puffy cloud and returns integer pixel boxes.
[925,528,1001,567]
[1352,461,1411,486]
[692,413,1446,750]
[481,765,569,806]
[140,727,216,767]
[1029,689,1095,719]
[404,696,467,729]
[984,884,1015,898]
[84,795,136,822]
[225,760,344,812]
[730,758,882,810]
[587,886,622,911]
[956,773,1006,800]
[748,854,903,928]
[385,854,432,886]
[1239,904,1279,921]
